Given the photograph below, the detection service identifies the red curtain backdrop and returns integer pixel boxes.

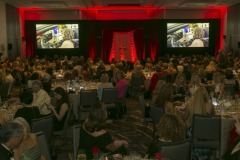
[109,31,137,62]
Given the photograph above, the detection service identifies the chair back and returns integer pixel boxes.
[80,89,98,106]
[157,75,167,82]
[131,76,145,87]
[73,125,81,160]
[149,103,165,126]
[61,104,73,133]
[161,139,191,160]
[31,115,54,140]
[102,88,118,104]
[8,81,14,97]
[138,94,146,117]
[192,114,221,149]
[224,84,235,98]
[0,83,10,98]
[36,131,52,160]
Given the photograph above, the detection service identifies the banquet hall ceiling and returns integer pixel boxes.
[1,0,240,9]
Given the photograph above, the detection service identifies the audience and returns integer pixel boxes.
[4,53,240,159]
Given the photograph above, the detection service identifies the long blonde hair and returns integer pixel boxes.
[187,87,208,127]
[152,80,166,104]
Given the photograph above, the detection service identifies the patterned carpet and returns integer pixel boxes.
[56,98,154,160]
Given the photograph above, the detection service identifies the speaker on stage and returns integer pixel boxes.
[238,42,240,48]
[8,43,12,51]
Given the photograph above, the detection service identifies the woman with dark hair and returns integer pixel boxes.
[79,102,128,159]
[47,87,69,131]
[14,91,41,126]
[147,114,185,158]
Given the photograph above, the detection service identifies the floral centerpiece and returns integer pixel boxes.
[154,152,163,160]
[91,146,100,160]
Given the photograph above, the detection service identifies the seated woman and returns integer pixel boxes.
[79,102,128,159]
[0,109,12,128]
[14,91,41,126]
[173,72,187,101]
[98,74,114,101]
[13,117,45,160]
[212,72,225,95]
[223,122,240,160]
[155,83,176,115]
[148,65,165,94]
[188,73,202,97]
[147,114,185,158]
[183,87,215,160]
[47,87,69,131]
[184,87,215,128]
[152,80,166,104]
[114,70,128,100]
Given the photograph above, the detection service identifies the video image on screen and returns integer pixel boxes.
[36,24,79,49]
[167,23,209,48]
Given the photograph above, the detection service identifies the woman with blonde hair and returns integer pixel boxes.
[213,72,225,94]
[185,87,215,128]
[147,114,185,158]
[152,80,166,104]
[98,74,113,101]
[13,117,45,160]
[0,109,11,127]
[184,87,215,160]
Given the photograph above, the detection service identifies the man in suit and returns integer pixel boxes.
[0,122,23,160]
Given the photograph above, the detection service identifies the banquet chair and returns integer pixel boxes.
[31,114,54,141]
[138,94,152,128]
[149,103,165,132]
[73,124,81,160]
[130,75,145,98]
[53,104,73,153]
[224,84,235,98]
[157,75,167,82]
[102,88,119,119]
[117,84,129,115]
[36,131,52,160]
[161,139,191,160]
[79,89,98,120]
[0,83,10,99]
[191,114,221,158]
